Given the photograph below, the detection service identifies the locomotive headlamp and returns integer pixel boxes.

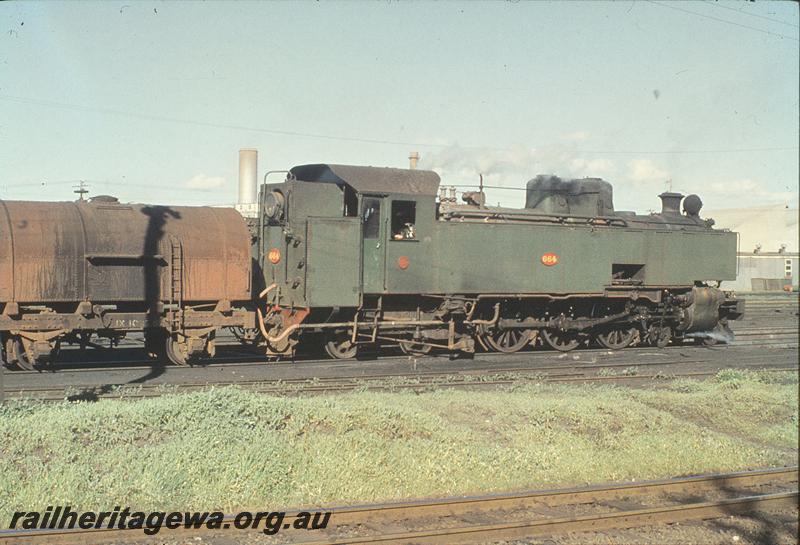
[264,191,285,220]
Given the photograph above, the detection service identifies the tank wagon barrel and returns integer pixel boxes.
[0,197,254,369]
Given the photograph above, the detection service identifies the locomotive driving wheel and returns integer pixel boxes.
[324,331,358,359]
[479,326,535,353]
[399,339,432,356]
[595,326,637,350]
[655,326,672,348]
[541,328,581,352]
[645,325,672,348]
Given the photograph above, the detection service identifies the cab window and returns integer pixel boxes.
[391,200,416,240]
[362,198,381,239]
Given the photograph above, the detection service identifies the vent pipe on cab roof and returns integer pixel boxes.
[409,151,419,170]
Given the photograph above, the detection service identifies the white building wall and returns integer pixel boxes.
[721,253,798,292]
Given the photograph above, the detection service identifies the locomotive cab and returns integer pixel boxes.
[258,164,440,310]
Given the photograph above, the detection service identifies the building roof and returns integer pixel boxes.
[289,164,440,196]
[705,205,799,253]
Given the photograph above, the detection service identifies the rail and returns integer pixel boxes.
[6,359,797,402]
[2,467,796,544]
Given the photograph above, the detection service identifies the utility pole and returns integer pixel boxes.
[73,180,89,201]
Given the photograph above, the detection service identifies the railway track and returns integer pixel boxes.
[6,306,788,374]
[2,300,796,401]
[5,323,798,375]
[5,348,796,402]
[723,326,797,347]
[293,467,800,545]
[2,467,796,544]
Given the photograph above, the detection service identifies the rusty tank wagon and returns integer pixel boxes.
[0,197,253,369]
[1,162,744,370]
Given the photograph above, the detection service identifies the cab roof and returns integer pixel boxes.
[289,164,440,197]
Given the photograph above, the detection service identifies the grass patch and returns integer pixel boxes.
[0,370,796,522]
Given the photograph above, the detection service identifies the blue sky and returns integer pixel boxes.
[1,1,797,212]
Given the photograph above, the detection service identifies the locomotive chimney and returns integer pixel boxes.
[238,148,258,205]
[408,151,419,170]
[658,192,683,216]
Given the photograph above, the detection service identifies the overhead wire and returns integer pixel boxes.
[701,0,799,29]
[0,94,498,151]
[2,179,226,194]
[0,94,796,155]
[646,1,799,41]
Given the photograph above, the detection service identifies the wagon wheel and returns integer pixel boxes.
[542,329,581,352]
[1,337,12,369]
[480,327,534,353]
[399,339,432,356]
[165,335,191,366]
[324,332,358,360]
[11,337,37,371]
[595,326,637,350]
